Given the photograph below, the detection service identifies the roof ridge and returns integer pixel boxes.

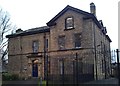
[47,5,94,26]
[67,5,91,14]
[25,26,49,31]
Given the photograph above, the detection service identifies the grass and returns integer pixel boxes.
[38,80,46,86]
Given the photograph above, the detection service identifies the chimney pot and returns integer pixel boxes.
[90,2,96,16]
[16,28,23,33]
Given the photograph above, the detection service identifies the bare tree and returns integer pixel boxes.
[0,8,16,70]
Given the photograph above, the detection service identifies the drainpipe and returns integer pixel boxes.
[44,29,47,80]
[92,20,98,80]
[90,2,98,80]
[20,36,22,77]
[103,44,107,79]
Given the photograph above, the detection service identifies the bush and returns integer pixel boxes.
[2,72,19,81]
[38,80,46,86]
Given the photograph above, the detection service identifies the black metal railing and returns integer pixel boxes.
[45,49,118,85]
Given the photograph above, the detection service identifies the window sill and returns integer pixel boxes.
[58,49,66,51]
[75,47,82,48]
[31,52,38,55]
[73,47,82,50]
[64,27,75,31]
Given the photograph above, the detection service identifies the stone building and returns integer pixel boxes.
[6,3,111,80]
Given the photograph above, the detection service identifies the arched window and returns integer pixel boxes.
[65,17,74,29]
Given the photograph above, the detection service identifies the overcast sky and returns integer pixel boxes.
[0,0,119,50]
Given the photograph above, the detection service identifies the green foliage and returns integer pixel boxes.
[2,72,19,81]
[38,80,46,86]
[42,81,46,86]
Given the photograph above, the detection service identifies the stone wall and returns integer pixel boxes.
[7,9,111,80]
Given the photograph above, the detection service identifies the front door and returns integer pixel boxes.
[32,60,38,77]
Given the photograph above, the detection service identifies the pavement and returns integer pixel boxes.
[1,77,119,86]
[84,77,119,85]
[2,79,39,86]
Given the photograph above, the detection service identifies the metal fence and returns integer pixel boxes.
[111,49,120,85]
[44,49,113,85]
[47,56,94,85]
[115,49,120,85]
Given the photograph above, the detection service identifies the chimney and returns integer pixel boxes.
[16,28,23,33]
[90,2,96,16]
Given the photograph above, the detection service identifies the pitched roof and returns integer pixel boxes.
[6,26,50,38]
[106,35,112,42]
[47,5,112,42]
[6,5,112,42]
[47,5,101,29]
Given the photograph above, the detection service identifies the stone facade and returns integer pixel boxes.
[6,3,111,80]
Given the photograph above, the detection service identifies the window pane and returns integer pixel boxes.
[58,36,65,50]
[74,33,81,48]
[65,17,74,29]
[32,40,39,53]
[59,60,64,75]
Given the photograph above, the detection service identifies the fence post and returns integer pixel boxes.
[46,55,48,86]
[76,53,78,86]
[116,49,120,85]
[73,60,75,84]
[62,58,64,86]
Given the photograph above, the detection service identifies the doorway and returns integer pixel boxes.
[32,60,38,77]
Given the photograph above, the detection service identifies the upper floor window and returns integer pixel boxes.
[32,40,39,53]
[58,35,65,50]
[65,17,74,29]
[74,33,81,48]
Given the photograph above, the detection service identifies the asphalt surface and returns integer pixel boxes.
[1,77,119,86]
